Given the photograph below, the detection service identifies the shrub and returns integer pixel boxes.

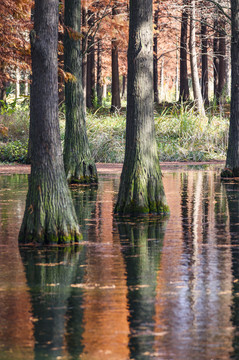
[0,140,28,163]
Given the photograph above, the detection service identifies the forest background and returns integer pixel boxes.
[0,0,231,164]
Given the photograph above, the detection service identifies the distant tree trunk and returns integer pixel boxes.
[15,67,20,98]
[63,0,98,184]
[179,0,189,102]
[97,38,103,106]
[24,72,29,96]
[86,10,95,109]
[160,58,164,100]
[19,0,81,244]
[153,7,159,104]
[121,74,126,98]
[82,6,87,110]
[213,18,220,101]
[218,19,226,103]
[201,13,209,105]
[111,4,121,113]
[189,0,205,117]
[222,0,239,177]
[115,0,169,215]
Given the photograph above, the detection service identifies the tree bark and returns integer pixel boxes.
[222,0,239,177]
[97,38,103,106]
[213,17,220,101]
[153,7,159,104]
[201,13,209,105]
[19,0,81,244]
[86,11,95,109]
[111,4,121,113]
[115,0,168,215]
[179,0,190,102]
[218,19,226,103]
[189,0,206,117]
[63,0,98,184]
[82,6,87,110]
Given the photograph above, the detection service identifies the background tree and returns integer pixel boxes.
[63,0,98,184]
[19,0,81,244]
[111,0,121,113]
[179,0,190,102]
[115,0,169,215]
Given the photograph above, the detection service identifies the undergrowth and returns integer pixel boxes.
[0,99,229,163]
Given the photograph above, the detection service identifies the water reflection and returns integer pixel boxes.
[2,168,239,359]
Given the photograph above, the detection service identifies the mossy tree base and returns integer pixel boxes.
[115,160,169,216]
[19,168,82,245]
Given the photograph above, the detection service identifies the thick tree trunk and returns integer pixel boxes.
[201,14,209,105]
[153,8,159,104]
[63,0,98,184]
[179,0,190,102]
[82,6,87,110]
[19,0,81,244]
[189,0,205,117]
[115,0,168,215]
[222,0,239,177]
[111,4,121,113]
[97,38,103,106]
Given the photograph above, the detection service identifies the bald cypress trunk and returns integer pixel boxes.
[179,0,189,102]
[111,3,121,113]
[63,0,97,184]
[115,0,168,215]
[222,0,239,177]
[19,0,81,244]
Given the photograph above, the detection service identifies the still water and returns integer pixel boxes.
[1,166,239,360]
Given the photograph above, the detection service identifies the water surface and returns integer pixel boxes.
[0,166,239,360]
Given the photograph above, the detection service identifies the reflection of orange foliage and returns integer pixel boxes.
[80,180,130,360]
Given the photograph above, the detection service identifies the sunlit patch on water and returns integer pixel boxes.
[1,166,239,359]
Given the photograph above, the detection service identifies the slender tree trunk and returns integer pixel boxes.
[97,38,103,106]
[121,74,126,98]
[160,58,164,101]
[189,0,205,117]
[179,0,190,102]
[201,13,209,105]
[218,19,226,103]
[213,18,220,101]
[63,0,98,184]
[111,4,121,113]
[24,72,29,96]
[153,7,159,104]
[115,0,168,215]
[86,11,95,109]
[19,0,81,244]
[222,0,239,177]
[15,67,20,99]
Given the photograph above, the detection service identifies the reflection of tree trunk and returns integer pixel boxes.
[189,0,205,117]
[117,218,167,359]
[20,248,80,360]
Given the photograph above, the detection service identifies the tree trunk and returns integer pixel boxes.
[201,13,209,105]
[111,4,121,113]
[121,74,126,98]
[153,7,159,104]
[179,0,189,102]
[86,11,95,109]
[15,67,20,99]
[222,0,239,177]
[213,18,220,101]
[115,0,168,215]
[189,0,206,117]
[160,58,164,101]
[97,38,103,106]
[82,6,87,110]
[218,19,226,103]
[63,0,98,184]
[19,0,81,244]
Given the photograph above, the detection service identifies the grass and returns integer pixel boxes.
[0,97,229,163]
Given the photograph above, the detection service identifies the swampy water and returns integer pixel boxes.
[1,165,239,360]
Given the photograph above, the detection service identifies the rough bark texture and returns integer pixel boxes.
[115,0,168,215]
[222,0,239,177]
[86,11,95,109]
[111,4,121,113]
[19,0,81,244]
[189,0,205,117]
[63,0,97,184]
[153,8,159,104]
[213,18,220,101]
[179,0,190,102]
[201,14,209,105]
[218,19,226,102]
[97,38,103,106]
[82,6,87,110]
